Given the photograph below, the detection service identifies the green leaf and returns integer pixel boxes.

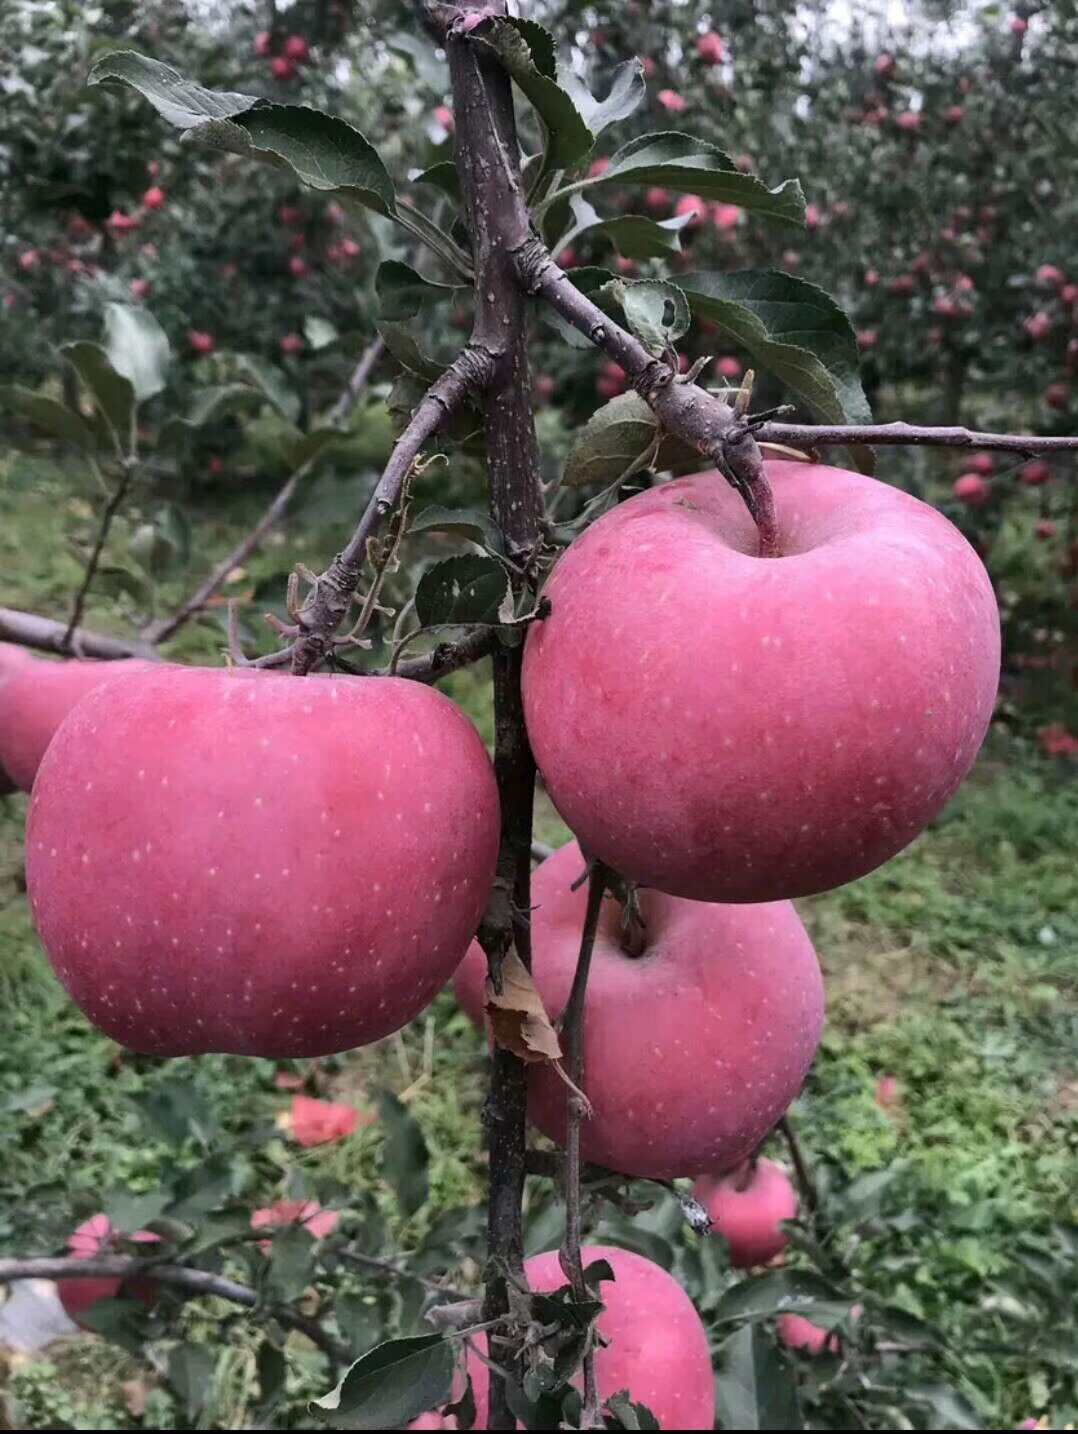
[79,1298,152,1357]
[168,1342,217,1421]
[377,324,443,384]
[305,316,339,351]
[605,1390,661,1431]
[159,385,261,449]
[596,213,694,260]
[564,391,660,489]
[475,19,591,169]
[133,1077,217,1147]
[714,1325,802,1431]
[257,1341,287,1411]
[229,106,396,216]
[558,59,646,137]
[596,132,805,229]
[412,161,461,204]
[677,268,873,449]
[104,302,170,402]
[103,1187,172,1233]
[93,564,152,609]
[713,1270,853,1325]
[336,1293,385,1358]
[180,1209,257,1259]
[410,505,502,552]
[376,261,463,322]
[378,1092,430,1218]
[0,387,96,452]
[130,504,191,578]
[266,1222,317,1303]
[59,341,136,453]
[414,556,509,630]
[88,50,259,129]
[312,1334,454,1430]
[906,1383,983,1430]
[614,278,691,354]
[233,354,301,424]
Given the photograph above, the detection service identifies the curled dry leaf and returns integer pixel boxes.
[485,953,563,1063]
[484,954,593,1115]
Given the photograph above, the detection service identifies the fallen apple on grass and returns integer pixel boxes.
[26,667,499,1057]
[523,461,1000,902]
[454,842,824,1180]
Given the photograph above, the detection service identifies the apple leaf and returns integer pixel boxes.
[677,268,874,463]
[312,1335,455,1430]
[593,132,806,229]
[475,19,592,170]
[557,59,646,137]
[414,555,509,628]
[0,387,96,452]
[713,1269,853,1325]
[232,354,301,424]
[304,317,339,351]
[160,384,261,447]
[563,391,700,490]
[555,194,693,262]
[605,1391,661,1431]
[614,278,691,354]
[714,1325,802,1432]
[411,160,461,204]
[378,1092,430,1218]
[376,323,444,383]
[376,261,464,322]
[59,341,136,454]
[88,50,258,129]
[409,505,503,552]
[104,302,170,402]
[168,1343,217,1421]
[485,953,563,1063]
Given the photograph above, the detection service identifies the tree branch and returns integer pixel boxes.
[0,1256,346,1371]
[558,863,608,1430]
[443,6,546,1428]
[325,334,386,428]
[63,458,135,650]
[393,626,499,683]
[756,420,1078,456]
[0,607,158,661]
[284,345,494,675]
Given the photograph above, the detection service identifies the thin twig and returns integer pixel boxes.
[0,606,158,661]
[778,1114,819,1215]
[63,458,134,650]
[337,1248,471,1302]
[558,863,608,1431]
[325,335,385,428]
[756,420,1078,457]
[0,1255,346,1372]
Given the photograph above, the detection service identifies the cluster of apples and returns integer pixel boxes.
[4,457,999,1423]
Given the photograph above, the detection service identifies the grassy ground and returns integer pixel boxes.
[1,449,1075,1428]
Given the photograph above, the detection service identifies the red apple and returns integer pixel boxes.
[777,1313,840,1356]
[645,186,670,213]
[804,203,822,231]
[953,473,990,506]
[283,34,310,63]
[18,250,40,272]
[1024,312,1052,341]
[874,53,895,78]
[857,329,878,350]
[522,461,1000,903]
[1020,460,1051,486]
[715,355,743,379]
[106,210,140,235]
[250,1198,338,1252]
[454,842,824,1179]
[142,186,165,211]
[588,156,611,179]
[1010,16,1028,35]
[875,1074,900,1108]
[254,30,273,57]
[896,110,921,133]
[674,194,707,228]
[864,268,880,287]
[57,1213,160,1326]
[1035,520,1056,541]
[1034,263,1064,289]
[280,333,304,355]
[271,56,296,81]
[945,105,964,124]
[0,648,157,792]
[187,329,215,355]
[288,255,309,278]
[693,1158,799,1267]
[26,667,500,1057]
[967,453,994,475]
[615,255,638,276]
[1061,283,1078,306]
[657,90,687,114]
[1045,382,1069,410]
[713,202,742,232]
[464,1247,715,1429]
[434,105,454,132]
[697,33,725,65]
[534,373,556,403]
[129,278,152,300]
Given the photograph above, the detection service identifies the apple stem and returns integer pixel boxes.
[604,869,649,956]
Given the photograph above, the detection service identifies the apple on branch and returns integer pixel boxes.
[26,667,500,1057]
[522,461,1000,903]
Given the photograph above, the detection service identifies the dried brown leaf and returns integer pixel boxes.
[485,953,563,1063]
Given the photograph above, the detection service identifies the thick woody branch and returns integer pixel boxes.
[394,626,499,683]
[511,238,777,553]
[757,419,1078,457]
[0,1255,345,1369]
[287,346,494,675]
[0,607,158,661]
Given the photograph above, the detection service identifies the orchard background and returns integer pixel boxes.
[0,0,1075,1430]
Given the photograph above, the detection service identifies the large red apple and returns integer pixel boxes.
[0,645,157,792]
[26,667,499,1057]
[462,1247,715,1430]
[454,842,824,1179]
[693,1157,798,1267]
[522,461,999,902]
[57,1213,160,1325]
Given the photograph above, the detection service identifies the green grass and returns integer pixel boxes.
[1,450,1075,1429]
